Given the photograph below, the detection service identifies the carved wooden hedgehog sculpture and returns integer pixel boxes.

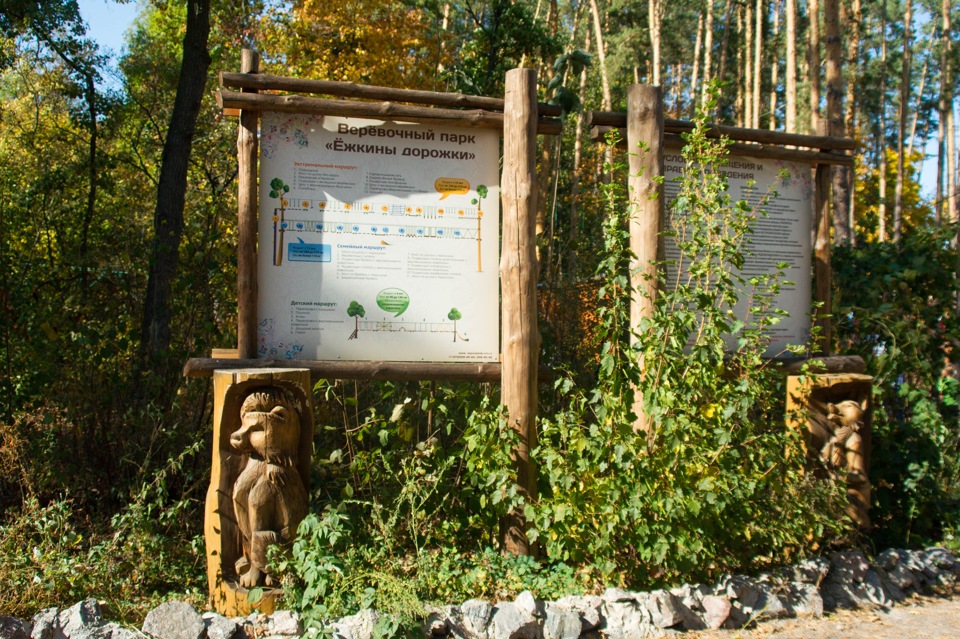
[231,388,308,588]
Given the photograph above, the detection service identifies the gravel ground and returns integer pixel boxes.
[687,593,960,639]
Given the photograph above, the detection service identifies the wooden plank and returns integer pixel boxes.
[814,119,833,355]
[499,68,540,556]
[593,127,853,166]
[237,50,259,359]
[779,355,866,375]
[586,110,857,150]
[183,358,554,382]
[627,85,664,436]
[220,71,564,117]
[217,90,563,136]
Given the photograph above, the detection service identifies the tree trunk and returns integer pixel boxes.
[589,0,614,174]
[702,0,715,106]
[893,0,912,243]
[785,0,797,131]
[139,0,212,372]
[649,0,662,85]
[943,0,957,226]
[808,0,821,132]
[824,0,848,245]
[568,27,591,279]
[718,0,733,117]
[843,0,860,243]
[690,11,704,117]
[949,106,957,226]
[753,0,763,129]
[878,0,888,242]
[744,1,753,127]
[769,0,781,130]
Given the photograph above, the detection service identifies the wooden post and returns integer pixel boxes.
[237,49,260,359]
[500,68,540,556]
[814,118,833,355]
[627,85,664,435]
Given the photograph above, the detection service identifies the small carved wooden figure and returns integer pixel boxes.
[820,399,867,482]
[231,388,308,588]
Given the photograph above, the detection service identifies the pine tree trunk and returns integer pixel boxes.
[785,0,797,132]
[703,0,715,106]
[769,0,781,130]
[753,0,763,129]
[843,0,860,243]
[649,0,663,86]
[808,0,821,132]
[718,0,733,118]
[878,1,888,242]
[745,1,753,127]
[691,12,704,117]
[893,0,912,243]
[589,0,614,175]
[825,0,847,245]
[943,0,957,226]
[568,27,591,279]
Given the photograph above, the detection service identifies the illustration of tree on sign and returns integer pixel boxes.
[270,177,290,266]
[448,307,463,342]
[347,300,365,340]
[472,184,487,272]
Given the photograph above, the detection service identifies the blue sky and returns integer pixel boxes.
[76,0,140,58]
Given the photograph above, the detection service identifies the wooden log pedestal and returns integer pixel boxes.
[785,372,873,529]
[205,368,313,616]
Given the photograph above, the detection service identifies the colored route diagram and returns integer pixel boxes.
[256,114,500,363]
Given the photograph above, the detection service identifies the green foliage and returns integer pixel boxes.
[0,443,206,620]
[530,90,850,587]
[834,227,960,547]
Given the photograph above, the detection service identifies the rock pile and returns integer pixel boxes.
[1,547,956,639]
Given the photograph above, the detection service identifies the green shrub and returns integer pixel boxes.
[834,227,960,547]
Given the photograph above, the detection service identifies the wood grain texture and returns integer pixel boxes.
[219,71,564,117]
[627,85,664,436]
[218,90,562,136]
[499,69,540,556]
[237,49,259,359]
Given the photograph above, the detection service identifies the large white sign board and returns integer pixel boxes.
[257,113,500,363]
[662,153,814,358]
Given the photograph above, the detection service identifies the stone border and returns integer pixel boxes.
[3,547,957,639]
